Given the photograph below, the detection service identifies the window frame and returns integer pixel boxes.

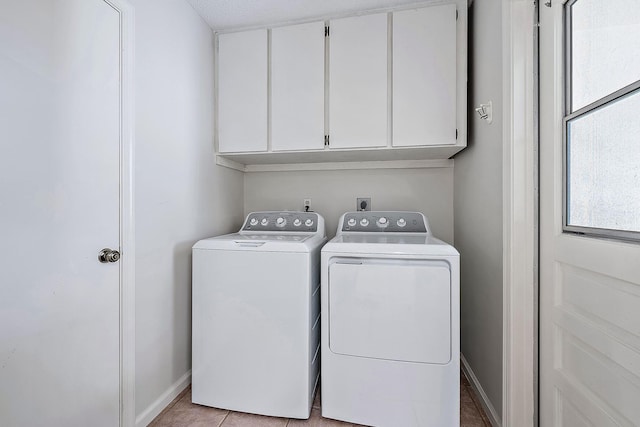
[562,0,640,242]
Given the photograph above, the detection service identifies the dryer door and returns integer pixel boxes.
[328,258,451,364]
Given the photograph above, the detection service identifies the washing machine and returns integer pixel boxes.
[192,211,326,419]
[321,211,460,427]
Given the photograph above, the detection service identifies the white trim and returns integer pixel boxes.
[216,155,247,172]
[246,159,454,172]
[461,354,502,427]
[135,371,192,427]
[103,0,136,425]
[502,1,536,427]
[216,156,454,172]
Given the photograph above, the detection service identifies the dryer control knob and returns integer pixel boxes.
[276,217,286,227]
[397,218,407,227]
[360,218,370,227]
[377,217,388,227]
[249,218,259,226]
[305,219,314,227]
[347,218,357,227]
[293,218,302,227]
[260,218,269,226]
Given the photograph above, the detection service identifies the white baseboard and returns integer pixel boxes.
[461,354,502,427]
[135,370,191,427]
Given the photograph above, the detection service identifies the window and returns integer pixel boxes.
[564,0,640,240]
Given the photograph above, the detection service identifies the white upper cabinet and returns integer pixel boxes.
[217,30,268,153]
[271,22,325,151]
[393,4,457,147]
[214,2,467,166]
[329,13,388,149]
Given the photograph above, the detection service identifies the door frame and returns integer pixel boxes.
[99,1,543,426]
[502,0,537,426]
[103,0,135,425]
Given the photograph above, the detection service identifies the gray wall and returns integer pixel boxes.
[453,0,504,418]
[132,0,244,422]
[244,167,454,243]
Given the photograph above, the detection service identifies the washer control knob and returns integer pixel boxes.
[347,218,357,227]
[276,217,286,227]
[249,218,258,226]
[397,218,407,227]
[293,218,302,227]
[260,218,269,226]
[305,219,314,227]
[360,218,370,227]
[377,217,388,227]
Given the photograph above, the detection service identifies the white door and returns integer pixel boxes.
[217,30,268,153]
[329,13,388,149]
[271,21,325,152]
[539,2,640,426]
[0,1,121,425]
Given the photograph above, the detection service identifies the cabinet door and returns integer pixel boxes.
[393,5,457,147]
[329,13,388,149]
[271,22,325,151]
[218,30,267,153]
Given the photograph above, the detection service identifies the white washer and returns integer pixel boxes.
[192,211,326,419]
[321,211,460,427]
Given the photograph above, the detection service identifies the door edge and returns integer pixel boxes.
[502,0,538,426]
[102,0,136,425]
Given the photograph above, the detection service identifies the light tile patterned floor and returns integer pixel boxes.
[150,372,491,426]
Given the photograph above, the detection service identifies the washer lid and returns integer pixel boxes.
[194,211,326,251]
[193,232,324,252]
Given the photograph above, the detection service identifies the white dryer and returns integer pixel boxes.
[321,211,460,427]
[192,211,326,419]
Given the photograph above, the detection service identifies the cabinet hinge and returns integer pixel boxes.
[324,135,330,146]
[325,26,330,37]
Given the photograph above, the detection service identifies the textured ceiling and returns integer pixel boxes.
[186,0,436,31]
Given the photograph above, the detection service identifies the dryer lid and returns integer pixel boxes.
[325,234,459,256]
[336,234,433,245]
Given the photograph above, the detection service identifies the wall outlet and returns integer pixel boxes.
[357,197,371,211]
[303,198,311,211]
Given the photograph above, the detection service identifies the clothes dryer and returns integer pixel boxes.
[321,211,459,426]
[192,211,326,419]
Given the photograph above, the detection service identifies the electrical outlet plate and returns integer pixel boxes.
[303,198,311,211]
[357,197,371,211]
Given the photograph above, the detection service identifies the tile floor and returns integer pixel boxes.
[150,371,491,427]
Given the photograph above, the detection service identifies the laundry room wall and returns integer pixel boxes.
[131,0,244,425]
[243,166,454,243]
[453,0,504,423]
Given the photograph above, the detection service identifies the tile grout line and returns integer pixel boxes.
[217,411,231,427]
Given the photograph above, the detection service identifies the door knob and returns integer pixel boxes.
[98,248,120,263]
